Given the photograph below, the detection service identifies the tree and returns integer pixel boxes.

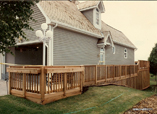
[148,43,157,75]
[0,0,38,55]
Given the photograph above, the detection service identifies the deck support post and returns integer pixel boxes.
[41,66,45,104]
[113,65,115,80]
[8,66,11,95]
[23,66,26,98]
[64,73,67,96]
[80,72,83,92]
[95,65,97,85]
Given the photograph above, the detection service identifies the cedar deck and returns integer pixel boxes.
[7,60,150,105]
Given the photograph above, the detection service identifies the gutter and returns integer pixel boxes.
[79,6,97,12]
[49,20,102,39]
[16,40,42,46]
[113,41,137,50]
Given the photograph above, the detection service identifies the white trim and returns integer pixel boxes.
[79,1,105,13]
[36,3,51,24]
[79,6,97,12]
[2,53,5,77]
[99,47,105,65]
[47,24,57,66]
[105,32,114,47]
[112,46,116,54]
[16,40,42,46]
[97,1,105,13]
[50,20,102,39]
[113,41,137,49]
[93,8,101,30]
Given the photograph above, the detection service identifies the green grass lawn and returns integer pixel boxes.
[0,78,156,114]
[150,75,157,85]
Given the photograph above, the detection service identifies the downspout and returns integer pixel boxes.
[48,23,58,66]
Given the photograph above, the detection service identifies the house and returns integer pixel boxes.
[0,1,136,79]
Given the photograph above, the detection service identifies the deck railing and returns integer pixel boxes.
[83,61,149,90]
[7,66,84,104]
[7,60,150,104]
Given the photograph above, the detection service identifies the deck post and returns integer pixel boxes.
[106,65,107,82]
[95,65,97,85]
[64,73,67,96]
[41,66,45,104]
[8,66,11,95]
[119,65,121,79]
[23,73,26,97]
[23,66,26,97]
[82,66,85,86]
[113,65,115,80]
[125,66,127,78]
[80,72,83,92]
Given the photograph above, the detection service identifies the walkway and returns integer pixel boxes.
[0,80,8,96]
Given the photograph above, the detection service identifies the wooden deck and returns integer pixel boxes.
[7,60,150,105]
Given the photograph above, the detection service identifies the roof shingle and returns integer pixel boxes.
[77,1,99,10]
[101,21,136,49]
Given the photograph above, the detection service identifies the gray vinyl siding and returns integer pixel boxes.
[82,9,93,25]
[53,28,100,65]
[22,5,46,42]
[5,47,15,64]
[105,43,134,65]
[5,47,15,79]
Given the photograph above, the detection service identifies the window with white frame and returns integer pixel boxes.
[100,48,104,64]
[96,8,99,25]
[124,48,127,58]
[112,46,115,54]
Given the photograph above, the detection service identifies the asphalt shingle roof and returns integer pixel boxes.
[101,21,136,49]
[39,1,101,36]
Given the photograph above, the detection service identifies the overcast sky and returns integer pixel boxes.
[101,1,157,61]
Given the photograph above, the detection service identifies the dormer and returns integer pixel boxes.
[77,1,105,30]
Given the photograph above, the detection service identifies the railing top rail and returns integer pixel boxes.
[44,65,84,68]
[45,68,84,73]
[7,67,41,74]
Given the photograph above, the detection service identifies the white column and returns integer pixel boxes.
[3,53,5,76]
[48,25,52,66]
[103,46,105,65]
[43,31,46,66]
[51,30,54,66]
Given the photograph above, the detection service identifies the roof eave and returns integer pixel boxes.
[37,3,102,39]
[113,41,137,49]
[97,1,105,13]
[50,20,102,39]
[79,6,97,12]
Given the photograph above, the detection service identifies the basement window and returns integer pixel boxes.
[124,48,127,59]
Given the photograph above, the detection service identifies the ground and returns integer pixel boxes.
[124,76,157,114]
[0,76,156,114]
[124,95,157,114]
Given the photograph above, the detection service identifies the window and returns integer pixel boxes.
[96,8,99,25]
[124,48,127,58]
[112,46,115,54]
[100,48,104,64]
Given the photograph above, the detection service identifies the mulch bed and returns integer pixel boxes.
[124,95,157,114]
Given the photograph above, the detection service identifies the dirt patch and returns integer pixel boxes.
[124,95,157,114]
